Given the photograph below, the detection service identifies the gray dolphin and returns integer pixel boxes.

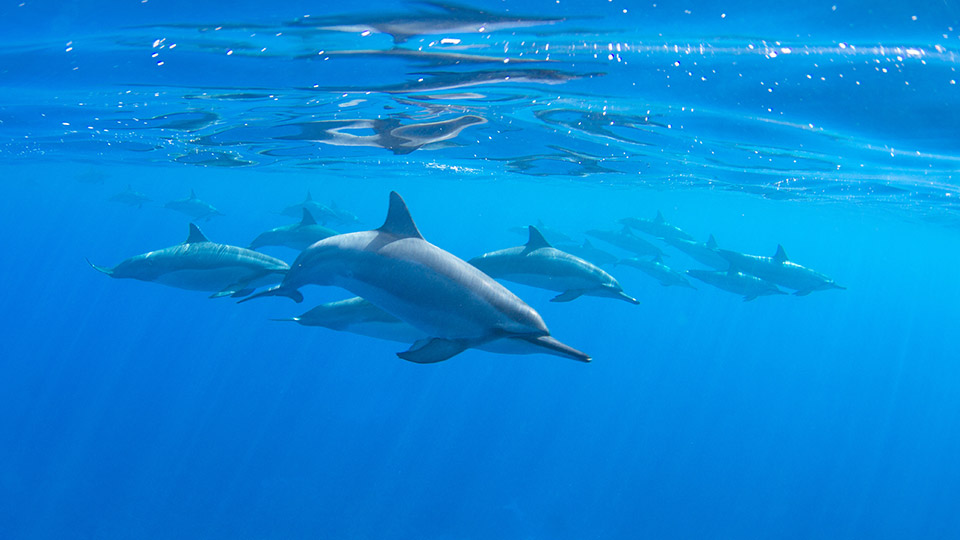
[619,256,696,289]
[662,234,728,270]
[586,226,664,258]
[281,191,334,221]
[88,224,289,298]
[109,185,151,208]
[274,296,582,357]
[470,226,639,304]
[686,269,786,301]
[718,245,845,295]
[249,208,339,251]
[554,239,618,267]
[508,220,574,245]
[241,192,590,364]
[164,189,223,221]
[619,211,694,241]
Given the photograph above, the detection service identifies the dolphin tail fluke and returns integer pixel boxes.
[522,335,591,363]
[398,338,469,364]
[85,258,114,276]
[236,285,304,304]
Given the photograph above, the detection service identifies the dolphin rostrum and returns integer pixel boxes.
[618,256,696,289]
[686,269,786,301]
[88,224,289,298]
[470,226,639,304]
[718,245,845,295]
[242,192,591,364]
[619,211,694,241]
[249,208,339,251]
[164,189,223,221]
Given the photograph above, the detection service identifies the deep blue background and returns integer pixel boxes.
[2,1,960,539]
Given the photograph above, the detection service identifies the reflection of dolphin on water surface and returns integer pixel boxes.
[277,115,487,155]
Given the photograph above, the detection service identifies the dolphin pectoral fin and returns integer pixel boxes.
[793,290,812,296]
[743,295,758,302]
[237,285,304,304]
[85,258,114,276]
[397,338,469,364]
[551,290,583,302]
[521,335,591,363]
[230,288,257,298]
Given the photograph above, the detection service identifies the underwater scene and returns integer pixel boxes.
[2,0,959,538]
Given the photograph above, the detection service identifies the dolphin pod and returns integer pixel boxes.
[88,224,289,298]
[470,226,639,304]
[242,192,591,364]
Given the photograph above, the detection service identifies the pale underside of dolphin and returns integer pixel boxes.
[242,191,590,364]
[470,226,639,304]
[88,223,289,298]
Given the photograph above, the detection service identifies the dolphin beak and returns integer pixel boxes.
[618,291,640,305]
[85,258,114,276]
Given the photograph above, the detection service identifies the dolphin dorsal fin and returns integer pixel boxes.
[707,235,718,249]
[583,238,594,248]
[300,208,317,226]
[526,226,552,249]
[304,190,313,202]
[773,244,789,263]
[189,188,197,199]
[185,223,209,243]
[654,211,665,224]
[378,192,423,239]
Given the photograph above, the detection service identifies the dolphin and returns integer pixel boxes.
[281,191,335,222]
[470,226,639,304]
[554,239,618,267]
[686,269,786,301]
[718,245,845,295]
[241,192,590,364]
[586,226,664,258]
[662,234,728,270]
[109,185,151,208]
[618,256,696,289]
[288,1,565,44]
[88,224,289,298]
[508,220,574,245]
[619,211,694,241]
[164,189,223,221]
[249,208,339,251]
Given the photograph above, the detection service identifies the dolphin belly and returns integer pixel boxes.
[153,266,277,291]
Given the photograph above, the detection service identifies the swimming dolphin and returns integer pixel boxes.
[586,226,664,257]
[164,189,223,221]
[109,185,151,208]
[662,234,728,270]
[289,1,565,44]
[274,296,583,357]
[241,192,590,364]
[470,226,639,304]
[281,191,335,222]
[508,220,574,245]
[686,269,786,301]
[718,245,845,295]
[619,211,694,241]
[554,239,618,267]
[249,209,339,251]
[618,256,696,289]
[88,224,289,298]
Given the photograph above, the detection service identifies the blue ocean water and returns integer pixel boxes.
[2,1,960,538]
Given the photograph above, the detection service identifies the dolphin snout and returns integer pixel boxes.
[86,258,115,276]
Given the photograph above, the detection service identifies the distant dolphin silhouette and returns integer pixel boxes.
[164,189,223,221]
[718,245,845,295]
[109,185,151,208]
[586,226,664,258]
[619,211,694,241]
[686,269,786,301]
[249,208,339,251]
[619,256,696,289]
[470,226,639,304]
[662,234,728,270]
[242,192,590,364]
[88,224,288,298]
